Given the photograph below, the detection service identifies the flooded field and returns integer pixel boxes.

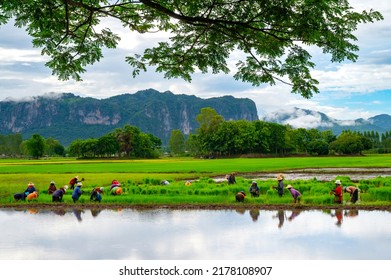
[1,208,390,260]
[214,168,391,182]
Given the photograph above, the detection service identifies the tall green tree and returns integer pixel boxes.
[0,1,382,97]
[24,134,46,159]
[196,107,224,156]
[45,137,65,156]
[168,129,185,156]
[0,133,22,156]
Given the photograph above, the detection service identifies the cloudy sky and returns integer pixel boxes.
[0,0,390,124]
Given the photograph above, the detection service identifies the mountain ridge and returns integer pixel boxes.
[0,89,258,146]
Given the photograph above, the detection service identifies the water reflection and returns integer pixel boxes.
[273,210,286,228]
[0,208,390,260]
[249,209,260,222]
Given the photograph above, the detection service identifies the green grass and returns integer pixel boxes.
[1,155,391,207]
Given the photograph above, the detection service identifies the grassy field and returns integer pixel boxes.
[1,155,391,208]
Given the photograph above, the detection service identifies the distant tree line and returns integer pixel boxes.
[168,108,389,157]
[67,125,162,159]
[0,133,65,159]
[1,108,391,159]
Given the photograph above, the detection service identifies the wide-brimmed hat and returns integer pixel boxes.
[63,185,68,191]
[286,184,292,189]
[335,179,341,185]
[76,182,83,187]
[28,182,34,186]
[277,174,284,180]
[50,181,55,185]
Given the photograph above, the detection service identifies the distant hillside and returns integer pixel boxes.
[0,89,258,146]
[262,107,391,135]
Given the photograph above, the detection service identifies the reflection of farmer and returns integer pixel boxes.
[249,209,260,222]
[344,209,359,217]
[72,208,84,222]
[288,210,301,221]
[249,181,260,197]
[331,209,343,227]
[330,180,343,204]
[273,210,285,228]
[91,209,102,217]
[272,174,284,197]
[344,186,359,204]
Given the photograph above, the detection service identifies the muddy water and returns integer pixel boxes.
[1,208,390,260]
[215,168,391,182]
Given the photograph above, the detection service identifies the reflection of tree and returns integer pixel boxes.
[72,208,84,222]
[288,210,301,221]
[249,209,260,222]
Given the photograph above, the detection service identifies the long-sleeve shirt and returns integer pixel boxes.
[289,188,301,199]
[72,186,82,200]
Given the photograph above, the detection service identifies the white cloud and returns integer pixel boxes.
[0,0,390,122]
[0,47,45,64]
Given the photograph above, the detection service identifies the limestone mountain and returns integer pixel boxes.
[0,89,258,146]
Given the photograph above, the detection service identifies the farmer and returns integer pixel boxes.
[330,179,343,204]
[286,185,301,203]
[227,172,237,184]
[90,187,104,202]
[72,182,83,202]
[52,185,68,202]
[69,176,84,190]
[26,191,39,201]
[272,174,285,197]
[110,180,122,195]
[48,181,57,195]
[344,186,359,204]
[249,181,260,197]
[14,182,37,201]
[235,191,246,202]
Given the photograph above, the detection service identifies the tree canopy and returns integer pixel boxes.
[0,0,383,98]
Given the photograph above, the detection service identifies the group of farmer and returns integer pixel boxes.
[13,176,123,203]
[234,173,360,204]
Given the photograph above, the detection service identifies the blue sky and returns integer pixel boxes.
[0,0,390,127]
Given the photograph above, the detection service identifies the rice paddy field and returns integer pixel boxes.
[1,155,391,208]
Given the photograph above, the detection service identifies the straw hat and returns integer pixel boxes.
[277,174,284,180]
[335,179,341,185]
[286,184,292,189]
[76,182,83,187]
[63,185,68,191]
[28,182,34,186]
